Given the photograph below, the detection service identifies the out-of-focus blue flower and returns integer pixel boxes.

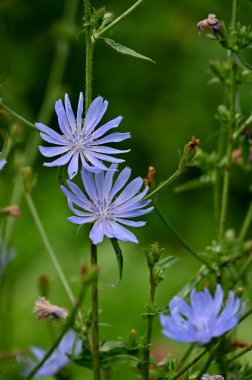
[0,242,15,281]
[36,93,130,179]
[61,164,153,245]
[0,153,7,171]
[20,330,81,378]
[160,284,245,345]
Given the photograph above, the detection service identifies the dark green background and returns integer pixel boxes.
[0,1,252,379]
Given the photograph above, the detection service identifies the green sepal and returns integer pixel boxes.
[101,37,155,63]
[110,238,123,283]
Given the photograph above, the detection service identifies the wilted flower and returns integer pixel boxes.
[0,205,21,218]
[0,153,7,171]
[36,93,130,179]
[160,284,245,345]
[61,164,153,244]
[19,330,81,378]
[197,14,223,38]
[201,375,224,380]
[0,242,15,281]
[33,297,68,320]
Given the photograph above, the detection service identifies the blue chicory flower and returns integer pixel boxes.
[160,284,245,345]
[36,93,130,179]
[61,164,154,245]
[0,153,7,171]
[19,330,81,378]
[0,242,15,281]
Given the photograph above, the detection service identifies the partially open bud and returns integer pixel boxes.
[144,242,164,268]
[128,329,138,348]
[197,14,223,39]
[33,297,68,320]
[0,205,21,218]
[144,166,156,187]
[179,136,200,169]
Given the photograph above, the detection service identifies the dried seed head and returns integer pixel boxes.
[33,297,68,320]
[0,205,21,218]
[145,166,156,186]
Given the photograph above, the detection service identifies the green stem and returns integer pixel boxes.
[155,205,210,266]
[95,0,144,39]
[237,200,252,247]
[84,0,93,110]
[0,103,37,131]
[218,0,239,241]
[143,168,185,201]
[238,306,252,324]
[24,192,76,308]
[233,113,252,140]
[177,344,195,370]
[142,266,156,380]
[227,346,252,363]
[26,279,89,380]
[90,242,101,380]
[169,348,208,380]
[197,352,214,380]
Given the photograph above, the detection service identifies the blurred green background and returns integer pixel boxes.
[0,0,252,379]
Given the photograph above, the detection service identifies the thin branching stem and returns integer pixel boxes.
[0,103,37,131]
[169,348,208,380]
[218,0,239,241]
[95,0,144,39]
[24,193,77,310]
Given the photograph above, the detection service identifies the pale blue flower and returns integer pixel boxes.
[19,330,81,378]
[36,93,130,179]
[61,164,154,244]
[160,284,245,345]
[0,242,15,281]
[0,152,6,171]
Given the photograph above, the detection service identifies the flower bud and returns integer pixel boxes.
[128,329,138,348]
[144,242,164,268]
[179,136,200,169]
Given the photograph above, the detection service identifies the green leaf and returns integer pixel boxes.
[154,256,179,285]
[101,37,155,63]
[231,52,252,71]
[110,238,123,283]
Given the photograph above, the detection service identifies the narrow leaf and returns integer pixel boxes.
[110,238,123,283]
[102,37,155,63]
[231,52,252,71]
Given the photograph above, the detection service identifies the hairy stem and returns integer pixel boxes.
[84,0,93,110]
[90,243,100,380]
[142,266,156,380]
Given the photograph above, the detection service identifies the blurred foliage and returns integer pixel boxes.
[1,0,252,379]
